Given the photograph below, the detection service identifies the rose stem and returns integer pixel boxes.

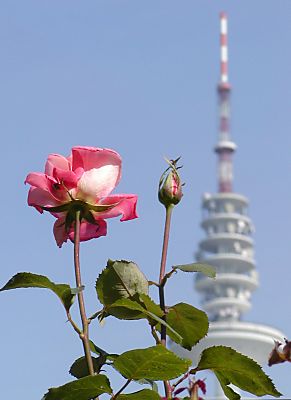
[190,383,199,400]
[74,210,95,376]
[159,204,174,399]
[112,379,132,399]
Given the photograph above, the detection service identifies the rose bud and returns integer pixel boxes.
[268,338,291,366]
[158,157,183,208]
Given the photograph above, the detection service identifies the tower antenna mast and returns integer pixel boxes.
[215,12,236,193]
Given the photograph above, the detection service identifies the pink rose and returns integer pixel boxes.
[25,146,138,247]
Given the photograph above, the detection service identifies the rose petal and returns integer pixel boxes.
[53,217,69,248]
[97,194,138,221]
[45,154,71,175]
[71,147,106,170]
[76,165,120,201]
[72,146,121,172]
[26,172,71,203]
[25,172,52,191]
[68,219,107,242]
[27,187,61,212]
[52,169,79,191]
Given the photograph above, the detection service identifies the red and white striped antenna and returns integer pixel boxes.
[215,12,236,193]
[220,12,229,85]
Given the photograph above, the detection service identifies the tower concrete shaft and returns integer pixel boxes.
[196,192,257,321]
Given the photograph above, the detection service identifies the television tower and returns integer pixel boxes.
[172,13,284,399]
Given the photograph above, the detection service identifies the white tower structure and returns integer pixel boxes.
[172,12,284,399]
[196,11,259,327]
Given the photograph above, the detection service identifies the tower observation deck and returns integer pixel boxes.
[172,12,284,398]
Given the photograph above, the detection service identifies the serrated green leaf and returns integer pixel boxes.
[0,272,75,311]
[96,260,148,308]
[107,298,147,320]
[108,294,164,320]
[139,294,164,317]
[136,294,181,340]
[173,263,216,278]
[108,298,182,342]
[117,389,161,400]
[69,356,106,378]
[215,373,240,400]
[113,345,191,380]
[144,311,182,343]
[42,375,112,400]
[195,346,281,400]
[164,303,208,350]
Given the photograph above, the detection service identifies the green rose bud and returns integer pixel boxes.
[158,157,183,208]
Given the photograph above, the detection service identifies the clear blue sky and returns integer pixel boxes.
[1,1,291,398]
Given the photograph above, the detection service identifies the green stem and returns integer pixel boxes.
[159,284,166,346]
[66,310,82,335]
[158,205,174,399]
[112,379,132,399]
[151,325,161,344]
[159,205,173,285]
[172,372,190,390]
[74,210,95,376]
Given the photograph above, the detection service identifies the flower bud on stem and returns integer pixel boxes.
[158,158,183,208]
[159,205,174,399]
[158,159,184,399]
